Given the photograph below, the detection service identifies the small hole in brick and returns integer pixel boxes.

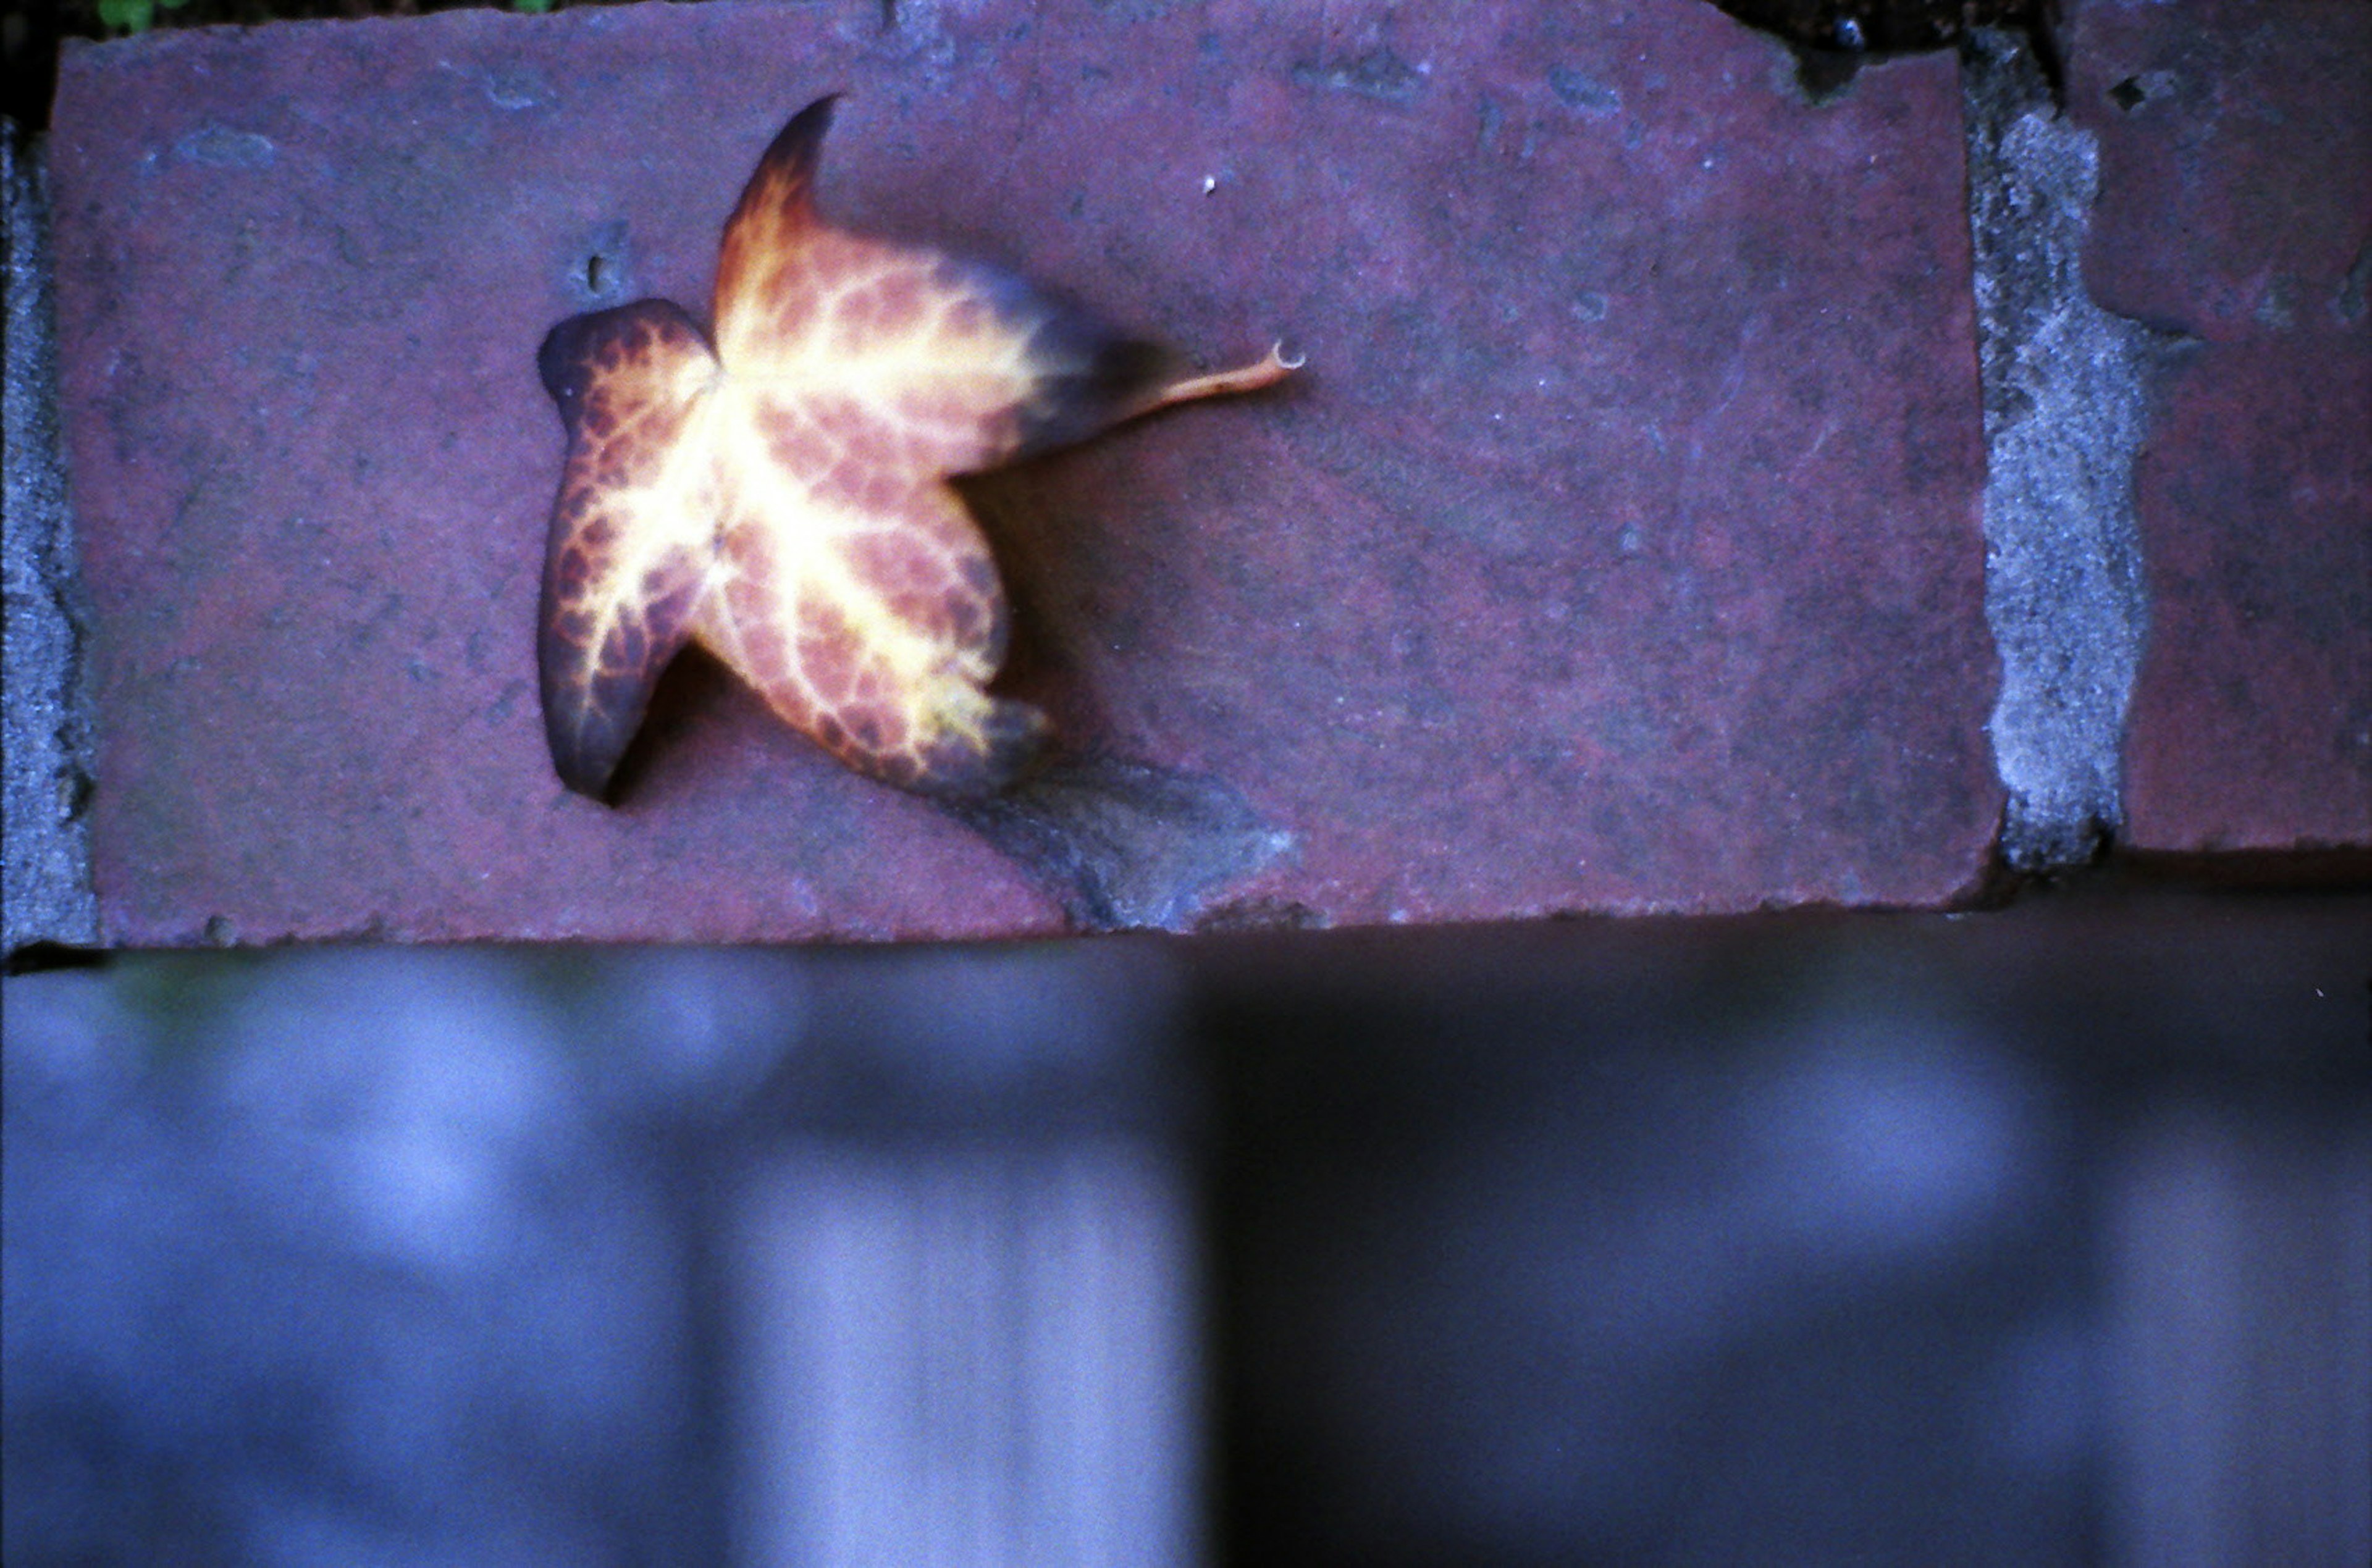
[2106,71,2177,112]
[570,221,633,303]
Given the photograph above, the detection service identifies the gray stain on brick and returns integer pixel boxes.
[1291,48,1428,105]
[3,124,102,956]
[2335,242,2370,325]
[1962,30,2169,872]
[950,757,1293,933]
[174,126,276,170]
[1549,66,1622,115]
[482,65,555,112]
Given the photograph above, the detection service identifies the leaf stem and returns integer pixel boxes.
[1130,341,1303,420]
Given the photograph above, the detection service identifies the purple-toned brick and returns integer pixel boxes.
[2067,0,2372,854]
[49,0,1997,942]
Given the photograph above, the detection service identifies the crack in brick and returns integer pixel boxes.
[1961,28,2176,873]
[4,123,101,959]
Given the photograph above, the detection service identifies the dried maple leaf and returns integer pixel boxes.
[536,96,1297,802]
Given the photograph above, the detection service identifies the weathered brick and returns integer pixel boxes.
[2067,0,2372,854]
[50,0,1997,942]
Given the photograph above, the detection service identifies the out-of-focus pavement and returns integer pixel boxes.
[6,894,2366,1566]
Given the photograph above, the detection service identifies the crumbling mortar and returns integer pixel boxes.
[4,120,103,957]
[1960,28,2177,873]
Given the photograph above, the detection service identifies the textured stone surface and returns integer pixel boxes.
[3,124,99,953]
[2067,0,2372,854]
[1962,30,2154,873]
[49,0,1997,943]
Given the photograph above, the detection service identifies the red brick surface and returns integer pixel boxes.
[2069,0,2372,854]
[50,1,1998,942]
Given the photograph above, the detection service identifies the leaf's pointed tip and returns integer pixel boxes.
[776,92,840,166]
[907,698,1051,802]
[737,93,843,220]
[558,768,615,804]
[542,672,638,801]
[547,723,622,803]
[791,91,841,136]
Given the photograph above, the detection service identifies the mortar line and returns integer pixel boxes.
[1959,27,2166,874]
[3,120,101,958]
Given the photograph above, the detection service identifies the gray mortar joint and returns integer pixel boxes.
[1961,28,2174,874]
[4,120,101,957]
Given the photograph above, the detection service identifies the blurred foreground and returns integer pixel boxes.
[6,888,2367,1565]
